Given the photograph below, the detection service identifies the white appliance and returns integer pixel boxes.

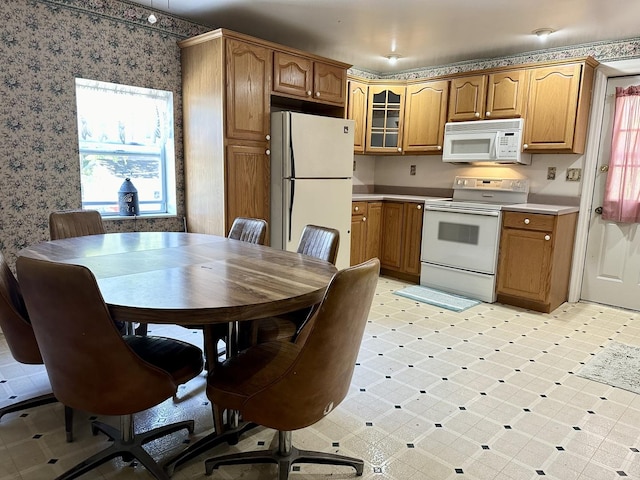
[270,111,355,270]
[420,176,529,302]
[442,118,531,165]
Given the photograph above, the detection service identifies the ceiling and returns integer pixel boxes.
[132,0,640,74]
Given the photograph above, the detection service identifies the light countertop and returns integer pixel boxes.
[352,194,448,203]
[501,204,579,215]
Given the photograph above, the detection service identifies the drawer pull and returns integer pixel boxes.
[544,235,551,241]
[524,218,530,224]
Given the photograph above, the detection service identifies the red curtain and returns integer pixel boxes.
[602,85,640,223]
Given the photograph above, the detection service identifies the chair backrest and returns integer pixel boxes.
[296,225,340,265]
[240,258,379,431]
[0,252,42,365]
[228,217,268,245]
[16,257,178,415]
[49,209,105,240]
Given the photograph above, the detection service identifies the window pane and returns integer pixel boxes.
[75,79,175,216]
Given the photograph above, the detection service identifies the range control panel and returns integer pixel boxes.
[453,176,529,193]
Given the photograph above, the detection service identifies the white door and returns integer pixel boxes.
[581,75,640,310]
[286,178,352,270]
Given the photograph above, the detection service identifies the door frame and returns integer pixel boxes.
[569,58,640,302]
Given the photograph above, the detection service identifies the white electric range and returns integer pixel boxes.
[420,176,529,303]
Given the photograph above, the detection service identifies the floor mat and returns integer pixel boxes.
[394,285,481,312]
[576,341,640,395]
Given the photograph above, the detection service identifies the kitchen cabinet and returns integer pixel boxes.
[448,69,526,121]
[403,80,449,153]
[180,31,272,236]
[365,84,405,154]
[273,51,346,106]
[380,201,423,282]
[496,211,578,313]
[347,79,368,154]
[523,59,597,153]
[350,201,382,265]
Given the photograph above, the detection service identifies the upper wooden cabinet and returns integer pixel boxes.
[448,69,526,121]
[273,51,347,106]
[347,56,597,155]
[226,38,272,142]
[523,59,597,153]
[347,79,368,154]
[448,74,487,121]
[365,84,405,154]
[403,80,449,153]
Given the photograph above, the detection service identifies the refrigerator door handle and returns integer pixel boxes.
[289,115,296,179]
[288,179,295,242]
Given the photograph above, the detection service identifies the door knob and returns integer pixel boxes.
[600,165,609,172]
[595,206,603,214]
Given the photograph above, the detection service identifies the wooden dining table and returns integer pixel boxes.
[18,231,337,324]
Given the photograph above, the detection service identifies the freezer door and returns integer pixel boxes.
[288,112,354,178]
[277,178,352,270]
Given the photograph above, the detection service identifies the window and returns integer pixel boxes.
[74,79,176,216]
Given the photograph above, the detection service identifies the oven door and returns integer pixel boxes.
[421,205,501,274]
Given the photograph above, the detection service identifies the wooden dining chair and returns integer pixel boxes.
[16,256,204,480]
[254,224,340,344]
[48,209,105,240]
[204,258,380,479]
[0,252,74,442]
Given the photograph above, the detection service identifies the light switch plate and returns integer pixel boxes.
[547,167,556,180]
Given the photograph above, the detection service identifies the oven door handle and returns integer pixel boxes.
[424,205,501,217]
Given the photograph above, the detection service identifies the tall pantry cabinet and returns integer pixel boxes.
[179,30,271,236]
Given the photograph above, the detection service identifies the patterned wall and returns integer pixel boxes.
[0,0,208,265]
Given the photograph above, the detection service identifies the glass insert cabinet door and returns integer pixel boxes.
[366,85,405,153]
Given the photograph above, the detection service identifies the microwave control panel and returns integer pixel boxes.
[496,132,519,157]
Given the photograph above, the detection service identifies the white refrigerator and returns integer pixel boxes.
[270,111,354,270]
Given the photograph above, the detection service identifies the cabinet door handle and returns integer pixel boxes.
[544,235,551,241]
[524,218,530,224]
[363,217,367,222]
[417,205,422,210]
[474,112,480,118]
[315,92,320,97]
[307,90,312,96]
[354,206,359,212]
[266,149,270,155]
[265,134,270,141]
[397,147,402,152]
[437,145,442,150]
[523,144,529,149]
[486,111,491,117]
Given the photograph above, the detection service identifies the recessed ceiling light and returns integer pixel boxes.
[533,28,555,38]
[385,54,401,64]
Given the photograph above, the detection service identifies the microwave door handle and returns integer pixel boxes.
[493,132,500,160]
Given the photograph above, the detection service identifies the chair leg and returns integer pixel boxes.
[204,430,364,478]
[64,405,73,442]
[53,415,194,480]
[0,392,58,420]
[0,393,74,443]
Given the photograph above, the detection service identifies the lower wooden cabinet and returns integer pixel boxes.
[380,201,423,282]
[496,211,577,313]
[350,202,382,266]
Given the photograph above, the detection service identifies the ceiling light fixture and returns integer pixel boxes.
[385,54,401,65]
[533,28,555,39]
[148,0,157,24]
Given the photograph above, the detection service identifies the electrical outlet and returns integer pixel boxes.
[353,160,356,172]
[410,165,416,176]
[566,168,582,181]
[547,167,556,180]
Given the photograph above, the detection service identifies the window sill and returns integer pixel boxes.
[102,214,180,221]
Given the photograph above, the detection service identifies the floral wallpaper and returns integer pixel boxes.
[0,0,208,266]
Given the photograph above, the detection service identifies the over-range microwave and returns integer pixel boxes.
[442,118,531,165]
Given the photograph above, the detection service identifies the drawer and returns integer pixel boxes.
[352,202,367,215]
[502,211,555,231]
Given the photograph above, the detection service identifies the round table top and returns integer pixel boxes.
[18,232,337,325]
